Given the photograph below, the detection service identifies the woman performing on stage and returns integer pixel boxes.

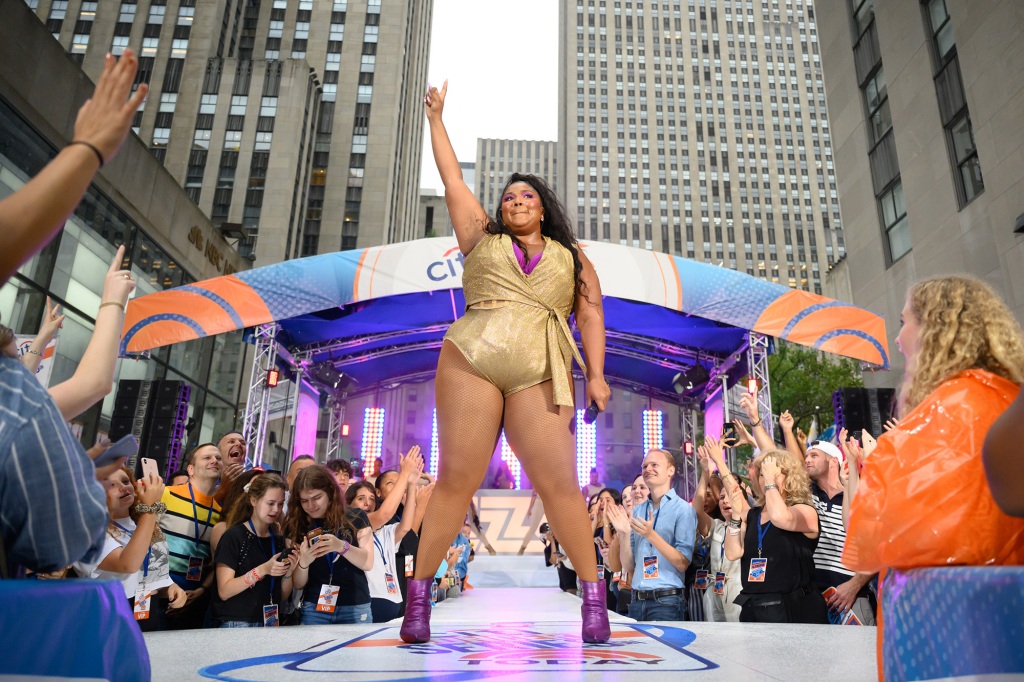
[400,81,612,644]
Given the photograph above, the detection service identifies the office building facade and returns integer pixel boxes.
[815,0,1024,381]
[1,0,250,448]
[558,0,844,294]
[475,138,558,218]
[30,0,432,265]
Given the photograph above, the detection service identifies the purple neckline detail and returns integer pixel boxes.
[512,242,543,275]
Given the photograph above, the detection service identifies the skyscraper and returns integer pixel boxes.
[31,0,432,265]
[814,0,1023,381]
[558,0,844,294]
[475,138,558,215]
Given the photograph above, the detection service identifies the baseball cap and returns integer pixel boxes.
[808,440,845,465]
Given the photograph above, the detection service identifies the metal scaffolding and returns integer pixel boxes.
[746,331,774,441]
[242,323,278,469]
[324,393,347,462]
[677,406,701,500]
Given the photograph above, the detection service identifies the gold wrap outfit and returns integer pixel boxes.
[444,233,585,407]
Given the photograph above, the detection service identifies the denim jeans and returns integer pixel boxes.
[220,620,264,628]
[628,592,688,622]
[300,601,372,625]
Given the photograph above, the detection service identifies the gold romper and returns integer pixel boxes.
[444,233,586,408]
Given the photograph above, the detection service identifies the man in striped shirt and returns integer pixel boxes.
[160,443,222,629]
[805,440,875,625]
[0,355,109,576]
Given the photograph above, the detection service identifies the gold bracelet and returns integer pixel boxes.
[99,301,125,313]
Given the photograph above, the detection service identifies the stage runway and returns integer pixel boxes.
[145,587,877,681]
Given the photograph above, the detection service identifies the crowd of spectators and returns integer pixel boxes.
[1,50,1022,682]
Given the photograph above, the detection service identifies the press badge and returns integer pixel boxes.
[405,555,414,578]
[185,556,204,582]
[612,571,621,583]
[714,571,727,595]
[385,572,399,595]
[748,558,767,583]
[596,560,604,575]
[642,555,659,579]
[263,603,279,627]
[133,589,154,620]
[316,584,340,612]
[695,569,710,590]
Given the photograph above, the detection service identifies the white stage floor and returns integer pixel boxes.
[145,587,878,681]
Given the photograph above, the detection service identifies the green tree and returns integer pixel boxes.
[767,341,863,434]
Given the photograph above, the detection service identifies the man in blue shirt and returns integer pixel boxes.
[609,449,697,621]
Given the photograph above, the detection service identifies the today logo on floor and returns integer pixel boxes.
[200,622,719,680]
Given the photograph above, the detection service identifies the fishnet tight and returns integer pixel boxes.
[414,341,598,583]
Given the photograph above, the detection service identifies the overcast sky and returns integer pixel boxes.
[419,0,559,192]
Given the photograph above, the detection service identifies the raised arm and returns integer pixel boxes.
[693,447,714,537]
[21,297,64,375]
[575,251,610,413]
[394,474,417,545]
[0,51,147,283]
[423,81,488,255]
[778,410,802,459]
[606,503,635,576]
[97,475,163,574]
[48,246,136,420]
[759,455,818,535]
[368,446,423,530]
[739,393,777,454]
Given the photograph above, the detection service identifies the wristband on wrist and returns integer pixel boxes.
[99,301,125,313]
[727,528,741,536]
[341,540,351,556]
[728,517,743,528]
[26,349,43,356]
[764,484,779,491]
[68,140,105,167]
[750,418,762,427]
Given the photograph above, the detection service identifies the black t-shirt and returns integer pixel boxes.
[212,522,286,624]
[302,508,371,606]
[740,506,818,595]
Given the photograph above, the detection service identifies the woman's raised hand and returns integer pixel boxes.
[423,80,448,122]
[605,503,632,535]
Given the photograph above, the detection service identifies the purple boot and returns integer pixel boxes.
[399,577,433,643]
[580,579,611,643]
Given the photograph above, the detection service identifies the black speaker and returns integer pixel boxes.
[833,387,896,437]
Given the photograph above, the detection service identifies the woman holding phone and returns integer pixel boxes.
[73,466,187,631]
[211,474,292,627]
[285,465,374,625]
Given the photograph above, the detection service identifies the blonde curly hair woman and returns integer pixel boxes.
[845,275,1024,571]
[843,275,1024,680]
[722,448,828,624]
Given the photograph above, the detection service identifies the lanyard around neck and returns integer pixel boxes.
[247,519,277,602]
[188,483,215,544]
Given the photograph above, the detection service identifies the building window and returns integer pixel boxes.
[879,181,910,262]
[923,0,984,207]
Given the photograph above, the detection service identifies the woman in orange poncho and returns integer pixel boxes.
[844,275,1024,677]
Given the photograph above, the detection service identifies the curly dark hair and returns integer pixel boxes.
[487,173,594,305]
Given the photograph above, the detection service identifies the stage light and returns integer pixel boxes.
[576,408,597,487]
[683,441,694,456]
[499,432,522,490]
[643,410,664,451]
[429,408,439,476]
[671,363,710,394]
[341,424,349,437]
[266,369,280,388]
[360,407,385,477]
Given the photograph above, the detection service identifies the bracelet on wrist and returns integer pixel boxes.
[132,502,166,515]
[764,484,779,491]
[26,349,44,357]
[68,140,105,167]
[341,541,351,556]
[728,517,743,528]
[750,418,762,427]
[99,301,125,313]
[727,528,741,536]
[298,563,309,570]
